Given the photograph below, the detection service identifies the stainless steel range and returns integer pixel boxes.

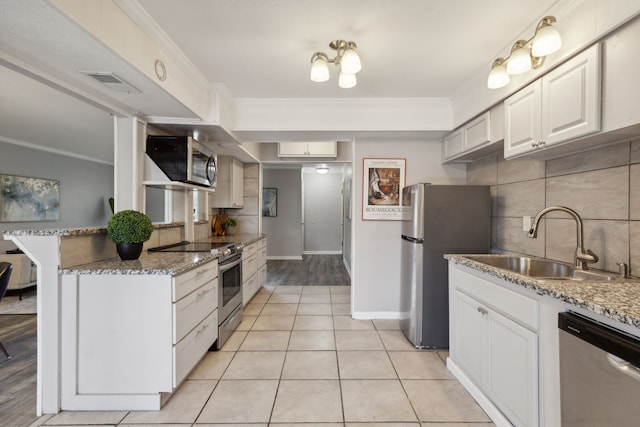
[148,240,243,349]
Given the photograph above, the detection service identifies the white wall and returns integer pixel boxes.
[0,140,114,250]
[262,168,303,259]
[352,138,466,318]
[303,171,343,254]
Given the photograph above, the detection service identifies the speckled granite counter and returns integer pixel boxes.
[196,233,265,246]
[60,251,218,275]
[445,254,640,329]
[59,234,265,276]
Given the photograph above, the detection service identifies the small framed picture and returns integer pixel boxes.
[262,188,277,217]
[362,158,406,220]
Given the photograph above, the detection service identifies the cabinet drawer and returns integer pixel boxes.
[173,262,218,302]
[243,255,257,281]
[452,267,539,330]
[257,245,267,266]
[244,242,257,258]
[173,278,217,344]
[174,310,218,387]
[243,273,258,306]
[257,238,266,250]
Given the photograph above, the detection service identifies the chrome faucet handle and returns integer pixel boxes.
[575,248,598,270]
[617,262,628,279]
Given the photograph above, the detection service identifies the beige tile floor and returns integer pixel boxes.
[33,285,495,427]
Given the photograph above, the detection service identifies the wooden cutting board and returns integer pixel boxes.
[211,212,227,236]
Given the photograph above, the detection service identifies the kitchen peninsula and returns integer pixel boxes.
[4,225,266,412]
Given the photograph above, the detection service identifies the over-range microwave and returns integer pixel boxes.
[146,135,217,188]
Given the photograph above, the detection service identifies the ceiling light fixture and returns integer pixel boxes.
[310,40,361,88]
[487,16,562,89]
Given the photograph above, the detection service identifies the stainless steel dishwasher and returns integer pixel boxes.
[558,312,640,426]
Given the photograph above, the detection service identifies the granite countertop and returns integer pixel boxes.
[60,234,266,275]
[60,251,218,275]
[445,254,640,329]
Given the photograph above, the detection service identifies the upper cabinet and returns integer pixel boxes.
[278,142,337,158]
[210,156,244,208]
[442,104,504,163]
[504,44,602,159]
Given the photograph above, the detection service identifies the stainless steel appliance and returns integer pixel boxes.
[400,184,491,349]
[148,241,243,349]
[559,312,640,426]
[146,135,217,188]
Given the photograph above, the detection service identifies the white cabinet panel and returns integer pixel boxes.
[278,142,337,157]
[211,156,244,208]
[453,290,487,386]
[505,81,542,158]
[542,45,601,145]
[442,105,503,163]
[505,44,601,159]
[449,265,539,427]
[487,310,538,427]
[464,111,491,150]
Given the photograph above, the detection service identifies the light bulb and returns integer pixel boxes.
[338,71,357,88]
[532,24,562,57]
[310,53,330,82]
[487,59,509,89]
[507,41,532,75]
[341,47,361,74]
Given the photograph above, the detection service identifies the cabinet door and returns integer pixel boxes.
[453,291,487,386]
[464,111,491,150]
[487,310,538,427]
[443,128,463,160]
[504,80,542,158]
[306,141,337,157]
[542,44,601,146]
[230,157,244,207]
[278,142,308,156]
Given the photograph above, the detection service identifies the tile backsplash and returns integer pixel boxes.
[468,139,640,277]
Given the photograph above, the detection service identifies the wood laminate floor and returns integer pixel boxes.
[265,254,350,286]
[0,314,38,427]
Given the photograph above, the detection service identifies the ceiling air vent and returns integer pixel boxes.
[80,71,141,93]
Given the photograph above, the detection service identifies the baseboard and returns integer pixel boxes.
[266,256,303,260]
[342,257,352,278]
[351,311,401,320]
[303,250,342,255]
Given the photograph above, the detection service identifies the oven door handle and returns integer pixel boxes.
[219,256,242,273]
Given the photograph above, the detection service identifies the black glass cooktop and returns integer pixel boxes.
[148,240,234,253]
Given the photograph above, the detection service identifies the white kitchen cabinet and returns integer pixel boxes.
[60,261,219,410]
[505,44,601,159]
[449,265,538,427]
[442,104,504,163]
[210,156,244,208]
[242,241,258,305]
[278,141,337,157]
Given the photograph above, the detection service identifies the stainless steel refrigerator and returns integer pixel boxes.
[400,184,491,349]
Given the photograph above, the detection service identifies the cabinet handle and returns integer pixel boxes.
[531,141,538,148]
[477,306,488,315]
[196,324,209,335]
[196,288,211,298]
[540,140,546,146]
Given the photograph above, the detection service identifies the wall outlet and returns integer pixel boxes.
[522,216,532,232]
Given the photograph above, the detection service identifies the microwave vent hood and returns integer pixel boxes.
[145,135,217,188]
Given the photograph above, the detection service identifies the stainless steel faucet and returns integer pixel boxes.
[528,206,598,270]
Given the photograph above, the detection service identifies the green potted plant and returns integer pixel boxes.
[222,217,238,235]
[107,210,153,260]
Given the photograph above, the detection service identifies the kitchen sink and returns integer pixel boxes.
[465,255,618,281]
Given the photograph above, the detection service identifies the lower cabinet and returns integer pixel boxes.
[449,265,539,427]
[242,237,267,305]
[60,260,219,410]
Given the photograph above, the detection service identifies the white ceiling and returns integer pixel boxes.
[138,0,558,99]
[0,0,560,164]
